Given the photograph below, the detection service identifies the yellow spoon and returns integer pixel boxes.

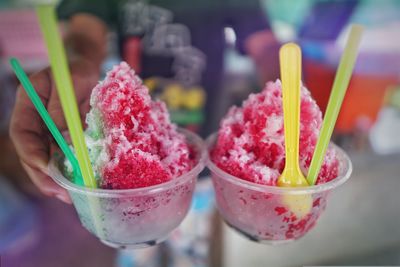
[278,43,312,218]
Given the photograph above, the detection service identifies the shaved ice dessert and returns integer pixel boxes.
[207,80,352,243]
[65,62,194,189]
[211,80,339,185]
[51,62,204,248]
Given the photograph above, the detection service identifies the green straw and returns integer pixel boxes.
[307,24,364,185]
[36,5,96,188]
[9,58,83,186]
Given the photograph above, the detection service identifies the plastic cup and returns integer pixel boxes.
[206,133,352,245]
[48,129,205,249]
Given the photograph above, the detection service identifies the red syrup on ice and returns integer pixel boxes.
[211,80,339,186]
[88,62,194,189]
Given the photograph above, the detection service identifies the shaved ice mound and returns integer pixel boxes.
[76,62,193,189]
[211,80,339,186]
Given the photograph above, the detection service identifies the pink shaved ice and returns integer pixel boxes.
[87,62,193,189]
[211,80,339,186]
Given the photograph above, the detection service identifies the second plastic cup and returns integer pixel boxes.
[48,129,205,249]
[206,133,352,244]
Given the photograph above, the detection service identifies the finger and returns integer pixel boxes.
[80,98,91,128]
[10,69,70,205]
[47,89,68,131]
[70,59,99,105]
[46,59,99,131]
[21,161,72,204]
[10,70,53,173]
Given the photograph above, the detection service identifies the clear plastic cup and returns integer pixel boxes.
[206,133,352,245]
[48,129,205,249]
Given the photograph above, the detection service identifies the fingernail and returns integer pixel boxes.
[55,193,72,204]
[43,187,60,196]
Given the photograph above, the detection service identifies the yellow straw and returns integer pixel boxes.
[36,5,96,188]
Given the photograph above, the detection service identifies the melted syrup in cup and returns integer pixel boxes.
[48,129,205,249]
[206,133,352,245]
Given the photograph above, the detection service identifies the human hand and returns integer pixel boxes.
[10,58,100,204]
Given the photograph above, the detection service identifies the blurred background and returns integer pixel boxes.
[0,0,400,266]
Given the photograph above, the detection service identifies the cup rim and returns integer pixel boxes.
[48,128,205,197]
[206,133,353,195]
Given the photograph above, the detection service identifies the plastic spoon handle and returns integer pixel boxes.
[278,43,311,219]
[307,25,363,185]
[278,43,308,186]
[36,5,96,188]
